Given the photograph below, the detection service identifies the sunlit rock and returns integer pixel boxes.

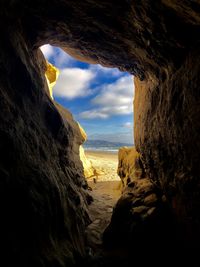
[118,147,145,187]
[79,146,95,178]
[45,61,59,99]
[77,123,87,142]
[77,123,95,178]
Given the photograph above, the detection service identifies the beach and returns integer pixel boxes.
[85,150,122,251]
[85,150,120,182]
[85,149,121,203]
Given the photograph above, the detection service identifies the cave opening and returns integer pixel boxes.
[40,44,135,252]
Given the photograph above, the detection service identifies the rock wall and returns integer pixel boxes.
[0,27,91,267]
[134,48,200,256]
[103,178,182,266]
[1,1,200,266]
[118,147,145,187]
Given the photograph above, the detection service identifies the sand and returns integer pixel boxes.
[85,150,121,202]
[85,150,120,182]
[85,150,122,252]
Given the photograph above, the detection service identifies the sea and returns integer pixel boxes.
[83,140,133,153]
[83,146,119,153]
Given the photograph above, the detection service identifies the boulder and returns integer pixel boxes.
[103,178,184,265]
[118,147,145,187]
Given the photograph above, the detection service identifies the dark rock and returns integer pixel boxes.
[0,24,90,267]
[131,205,149,214]
[143,193,158,206]
[103,178,188,265]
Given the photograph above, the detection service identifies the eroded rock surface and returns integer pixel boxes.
[103,178,185,266]
[79,146,96,179]
[134,54,200,257]
[77,125,96,179]
[45,61,60,99]
[118,147,145,187]
[0,33,90,267]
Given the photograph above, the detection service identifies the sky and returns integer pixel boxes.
[40,45,134,144]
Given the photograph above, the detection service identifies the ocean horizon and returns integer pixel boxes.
[83,140,134,153]
[84,146,119,153]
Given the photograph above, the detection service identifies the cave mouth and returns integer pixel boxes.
[40,44,134,251]
[40,43,134,180]
[40,44,134,149]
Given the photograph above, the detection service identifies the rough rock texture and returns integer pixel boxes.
[134,55,200,258]
[103,178,185,266]
[0,28,91,267]
[79,146,95,179]
[118,147,145,187]
[1,0,200,266]
[45,61,60,99]
[77,125,96,179]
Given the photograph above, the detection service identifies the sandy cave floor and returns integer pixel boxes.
[85,151,121,253]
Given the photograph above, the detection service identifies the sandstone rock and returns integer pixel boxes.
[79,145,95,178]
[126,176,154,197]
[45,61,60,99]
[103,178,182,265]
[147,207,156,216]
[0,34,91,267]
[118,147,145,187]
[78,123,87,142]
[77,124,97,179]
[143,193,158,206]
[131,205,149,215]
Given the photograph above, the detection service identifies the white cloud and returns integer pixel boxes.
[53,68,95,99]
[123,122,132,128]
[40,45,74,68]
[53,50,74,68]
[89,64,124,77]
[79,76,134,119]
[40,45,134,111]
[80,106,132,119]
[80,110,108,119]
[40,44,54,59]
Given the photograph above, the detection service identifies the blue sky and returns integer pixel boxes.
[40,45,134,144]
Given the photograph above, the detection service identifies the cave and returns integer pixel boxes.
[1,1,200,267]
